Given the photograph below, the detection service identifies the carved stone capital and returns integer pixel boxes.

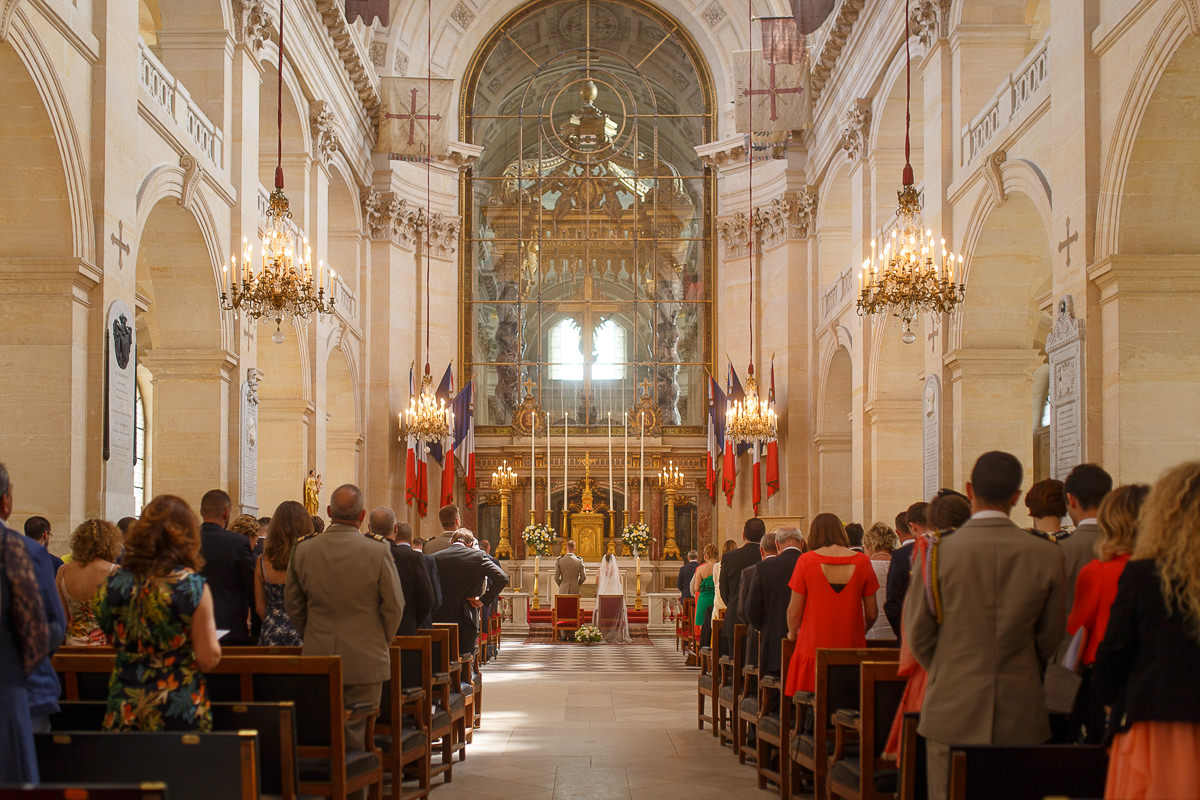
[310,101,340,166]
[362,188,409,243]
[758,187,818,248]
[717,212,753,258]
[425,211,461,258]
[234,0,271,53]
[909,0,951,46]
[840,99,872,162]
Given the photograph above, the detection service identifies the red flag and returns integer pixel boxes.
[752,441,763,515]
[415,442,428,517]
[404,364,417,508]
[761,17,807,64]
[766,356,780,498]
[723,363,741,506]
[453,381,476,507]
[345,0,388,26]
[707,375,727,503]
[789,0,835,35]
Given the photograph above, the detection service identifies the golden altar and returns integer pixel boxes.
[571,453,605,562]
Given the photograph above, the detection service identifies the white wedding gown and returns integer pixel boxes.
[592,554,632,644]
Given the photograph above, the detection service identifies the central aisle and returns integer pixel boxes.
[430,637,789,800]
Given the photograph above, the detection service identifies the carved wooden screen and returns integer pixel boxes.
[461,0,714,432]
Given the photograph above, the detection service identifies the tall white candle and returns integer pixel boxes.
[639,414,645,511]
[563,412,569,528]
[530,416,536,512]
[607,412,613,513]
[545,412,551,525]
[623,411,629,524]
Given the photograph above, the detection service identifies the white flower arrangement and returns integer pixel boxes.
[521,522,556,557]
[575,625,603,644]
[621,522,651,556]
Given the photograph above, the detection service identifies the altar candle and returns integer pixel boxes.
[607,412,613,513]
[623,411,629,522]
[545,412,551,525]
[563,412,569,527]
[639,413,645,511]
[530,413,536,512]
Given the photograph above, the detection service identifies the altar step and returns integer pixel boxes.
[528,608,651,626]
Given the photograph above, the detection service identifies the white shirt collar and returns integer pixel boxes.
[971,510,1010,520]
[1078,517,1098,527]
[780,545,802,553]
[397,542,412,548]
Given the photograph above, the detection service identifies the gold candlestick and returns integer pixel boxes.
[532,554,541,611]
[635,508,645,611]
[659,460,684,560]
[607,509,616,555]
[492,462,517,559]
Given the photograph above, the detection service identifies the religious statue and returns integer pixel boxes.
[303,470,323,516]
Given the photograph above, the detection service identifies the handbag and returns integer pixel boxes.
[1044,628,1087,714]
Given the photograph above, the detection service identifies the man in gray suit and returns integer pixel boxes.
[423,504,460,555]
[286,484,405,755]
[555,540,586,595]
[906,452,1067,800]
[1062,463,1113,604]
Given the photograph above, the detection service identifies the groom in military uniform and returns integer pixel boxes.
[555,539,586,595]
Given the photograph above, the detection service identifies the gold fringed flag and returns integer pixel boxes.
[761,17,806,65]
[345,0,388,26]
[733,50,811,134]
[379,77,453,160]
[790,0,836,35]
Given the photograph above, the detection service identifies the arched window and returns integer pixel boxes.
[549,317,626,382]
[549,318,583,381]
[133,384,147,513]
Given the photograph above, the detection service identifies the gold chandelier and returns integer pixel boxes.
[403,369,453,444]
[727,370,778,446]
[220,0,333,343]
[658,460,684,492]
[856,0,964,344]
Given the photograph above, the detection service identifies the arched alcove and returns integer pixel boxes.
[817,347,854,521]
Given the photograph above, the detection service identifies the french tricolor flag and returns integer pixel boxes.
[766,356,780,499]
[405,364,417,509]
[452,380,476,508]
[706,375,727,503]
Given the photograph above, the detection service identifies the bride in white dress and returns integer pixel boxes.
[592,553,632,644]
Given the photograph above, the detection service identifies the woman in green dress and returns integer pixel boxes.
[96,494,222,732]
[692,543,720,649]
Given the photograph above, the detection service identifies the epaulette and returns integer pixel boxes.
[296,531,320,545]
[921,532,945,624]
[366,532,390,544]
[1027,528,1071,544]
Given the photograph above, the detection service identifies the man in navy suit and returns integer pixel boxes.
[369,510,436,636]
[743,528,804,678]
[412,534,442,630]
[719,517,765,655]
[885,501,927,645]
[198,489,255,645]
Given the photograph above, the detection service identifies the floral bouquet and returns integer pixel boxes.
[575,625,603,644]
[621,521,651,556]
[521,522,556,557]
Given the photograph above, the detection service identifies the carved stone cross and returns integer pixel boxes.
[111,221,131,269]
[1058,217,1079,267]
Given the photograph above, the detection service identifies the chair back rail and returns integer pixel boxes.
[948,744,1108,800]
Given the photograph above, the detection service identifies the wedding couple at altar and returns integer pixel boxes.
[558,549,632,644]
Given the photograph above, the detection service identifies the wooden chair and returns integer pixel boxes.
[433,622,475,746]
[716,623,747,755]
[737,627,761,764]
[394,635,451,786]
[828,660,907,800]
[421,627,466,765]
[5,788,168,800]
[675,597,696,654]
[553,595,581,641]
[947,744,1108,800]
[697,617,721,734]
[897,712,926,800]
[788,648,898,800]
[34,731,259,800]
[756,636,794,797]
[378,639,431,800]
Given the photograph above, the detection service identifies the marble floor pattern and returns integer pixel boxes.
[426,636,805,800]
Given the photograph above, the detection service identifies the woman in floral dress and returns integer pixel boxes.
[56,519,122,646]
[254,500,309,646]
[96,494,222,731]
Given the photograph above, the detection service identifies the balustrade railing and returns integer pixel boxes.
[137,42,224,165]
[960,37,1049,165]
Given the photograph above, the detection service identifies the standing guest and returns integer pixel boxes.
[433,529,509,656]
[116,517,137,535]
[1063,463,1114,600]
[863,522,901,641]
[477,537,501,658]
[555,540,586,595]
[1067,483,1150,744]
[1,464,63,740]
[0,463,51,783]
[1025,479,1069,540]
[425,504,461,555]
[198,489,255,645]
[719,518,765,655]
[738,532,778,629]
[311,515,326,534]
[784,514,878,695]
[56,519,122,646]
[711,538,738,632]
[286,484,405,754]
[411,533,442,629]
[229,513,260,546]
[24,516,63,574]
[1094,462,1200,799]
[691,544,719,649]
[905,452,1067,800]
[676,550,701,599]
[369,507,435,636]
[885,500,930,644]
[844,522,865,551]
[255,500,309,647]
[254,517,270,558]
[97,494,222,731]
[884,493,972,760]
[743,528,805,678]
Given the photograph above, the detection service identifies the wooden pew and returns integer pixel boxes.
[755,636,794,798]
[897,712,926,800]
[737,627,761,765]
[947,744,1108,800]
[716,623,747,754]
[675,597,696,655]
[787,648,899,800]
[50,700,304,800]
[828,660,907,800]
[433,622,477,743]
[420,627,465,768]
[53,653,383,800]
[35,731,258,800]
[378,639,431,800]
[696,617,721,734]
[394,635,450,786]
[3,787,168,800]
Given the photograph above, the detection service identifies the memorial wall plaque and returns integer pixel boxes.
[104,300,136,518]
[1045,296,1085,480]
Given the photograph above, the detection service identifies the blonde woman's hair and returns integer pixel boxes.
[1133,462,1200,641]
[1096,484,1150,561]
[862,522,901,554]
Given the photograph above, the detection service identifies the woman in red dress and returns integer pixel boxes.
[784,513,879,696]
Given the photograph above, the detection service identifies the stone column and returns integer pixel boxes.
[865,399,923,522]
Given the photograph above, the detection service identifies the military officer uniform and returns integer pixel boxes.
[555,552,586,595]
